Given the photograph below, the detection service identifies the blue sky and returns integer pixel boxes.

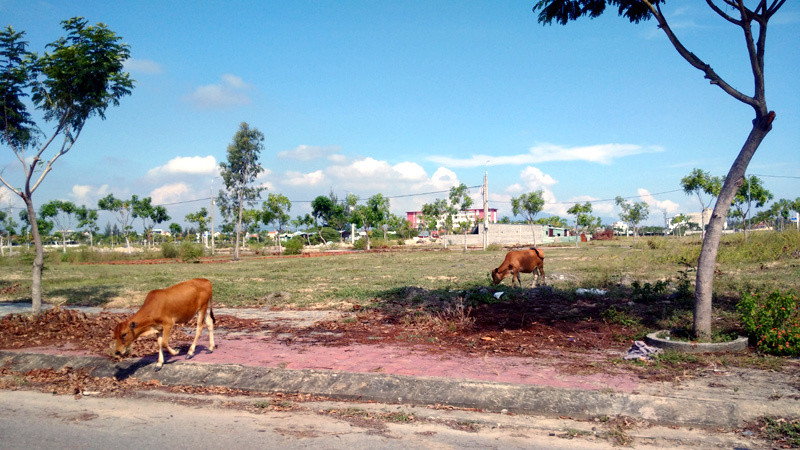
[1,0,798,231]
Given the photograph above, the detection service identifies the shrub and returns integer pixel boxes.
[353,237,389,250]
[180,241,205,262]
[737,289,800,356]
[161,242,179,259]
[283,237,303,255]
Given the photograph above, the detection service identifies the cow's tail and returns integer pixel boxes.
[531,247,544,260]
[209,296,216,324]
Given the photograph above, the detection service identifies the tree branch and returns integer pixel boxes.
[706,0,743,25]
[643,0,758,109]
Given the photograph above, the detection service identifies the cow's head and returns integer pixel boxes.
[491,268,505,285]
[112,321,137,357]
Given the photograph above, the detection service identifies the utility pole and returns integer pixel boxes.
[210,179,215,256]
[483,166,489,250]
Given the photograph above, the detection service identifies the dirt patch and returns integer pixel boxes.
[0,286,784,382]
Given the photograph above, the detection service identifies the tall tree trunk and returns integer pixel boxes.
[694,123,770,340]
[23,195,44,314]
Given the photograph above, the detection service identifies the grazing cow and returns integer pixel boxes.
[112,278,216,371]
[491,248,545,288]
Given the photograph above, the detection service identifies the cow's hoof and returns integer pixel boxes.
[155,365,162,372]
[208,348,215,354]
[185,353,194,360]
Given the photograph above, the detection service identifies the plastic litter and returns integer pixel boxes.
[575,288,607,296]
[623,340,662,361]
[493,292,505,299]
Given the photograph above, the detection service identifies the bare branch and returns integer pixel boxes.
[643,0,757,108]
[706,0,742,25]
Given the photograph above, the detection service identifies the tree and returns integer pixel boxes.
[217,122,265,261]
[420,198,448,241]
[615,196,650,245]
[75,205,98,248]
[185,208,209,235]
[168,222,182,239]
[39,200,78,253]
[680,169,724,240]
[449,183,475,251]
[261,193,291,253]
[511,190,545,246]
[0,208,15,256]
[240,208,261,243]
[731,175,772,240]
[534,0,786,340]
[566,202,592,247]
[0,18,133,313]
[670,214,690,237]
[311,195,335,248]
[98,194,135,253]
[352,193,390,251]
[132,196,169,248]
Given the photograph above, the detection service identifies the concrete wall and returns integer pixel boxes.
[443,223,548,248]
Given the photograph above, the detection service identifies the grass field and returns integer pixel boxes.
[1,232,798,312]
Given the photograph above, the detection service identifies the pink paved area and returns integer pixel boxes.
[13,333,642,393]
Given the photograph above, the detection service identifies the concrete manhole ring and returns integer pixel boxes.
[645,330,749,353]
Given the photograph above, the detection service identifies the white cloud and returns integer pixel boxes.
[278,145,340,161]
[428,143,662,168]
[150,183,190,205]
[147,156,217,177]
[393,162,428,181]
[184,74,253,110]
[638,188,680,214]
[123,58,163,74]
[285,170,325,187]
[69,184,110,205]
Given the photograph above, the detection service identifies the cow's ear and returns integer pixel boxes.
[130,322,137,330]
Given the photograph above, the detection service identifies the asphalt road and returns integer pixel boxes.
[0,389,765,449]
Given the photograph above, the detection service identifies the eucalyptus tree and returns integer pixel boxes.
[533,0,787,340]
[0,18,133,313]
[261,193,291,253]
[217,122,265,261]
[511,190,545,246]
[615,197,650,245]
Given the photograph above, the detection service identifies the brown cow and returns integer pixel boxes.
[491,248,545,288]
[112,278,216,371]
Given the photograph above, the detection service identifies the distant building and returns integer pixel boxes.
[406,208,498,230]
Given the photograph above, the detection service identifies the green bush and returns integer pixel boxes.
[283,237,304,255]
[180,241,205,262]
[161,242,179,259]
[737,289,800,356]
[353,237,389,250]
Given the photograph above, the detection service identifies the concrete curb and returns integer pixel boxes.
[1,350,787,429]
[645,331,749,353]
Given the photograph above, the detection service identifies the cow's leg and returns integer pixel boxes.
[187,310,207,359]
[539,264,546,286]
[512,268,521,288]
[155,330,165,371]
[205,311,215,353]
[161,322,180,356]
